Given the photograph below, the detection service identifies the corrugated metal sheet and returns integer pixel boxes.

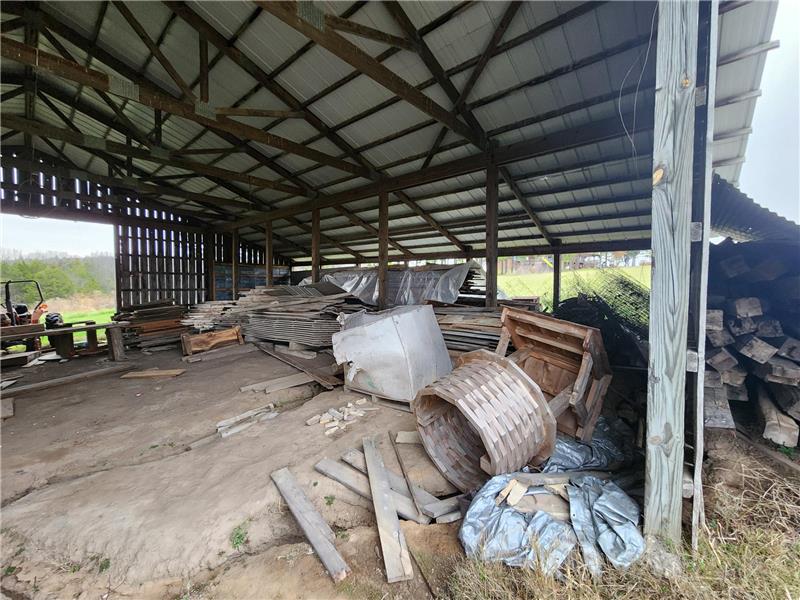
[711,175,799,241]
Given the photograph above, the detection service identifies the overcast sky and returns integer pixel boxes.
[1,1,798,258]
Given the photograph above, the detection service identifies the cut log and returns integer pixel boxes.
[755,318,784,339]
[727,317,758,336]
[735,335,779,364]
[720,366,747,386]
[706,309,724,331]
[777,337,800,362]
[718,255,749,279]
[362,436,414,583]
[756,385,799,447]
[706,328,735,348]
[727,297,762,318]
[768,383,800,421]
[724,384,749,402]
[704,386,735,430]
[706,347,738,373]
[270,467,350,583]
[704,370,723,389]
[754,356,800,382]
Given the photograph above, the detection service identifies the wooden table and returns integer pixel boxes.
[0,322,128,361]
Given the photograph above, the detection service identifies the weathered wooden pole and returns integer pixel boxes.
[378,190,389,309]
[645,0,699,546]
[265,221,274,286]
[231,230,239,299]
[311,207,321,283]
[485,164,498,308]
[552,252,561,309]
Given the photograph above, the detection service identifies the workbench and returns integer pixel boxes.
[0,322,128,361]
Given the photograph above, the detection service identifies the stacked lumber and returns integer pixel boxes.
[183,286,368,347]
[112,299,188,348]
[705,240,800,447]
[432,305,505,353]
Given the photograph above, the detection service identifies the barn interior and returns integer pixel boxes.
[1,1,797,598]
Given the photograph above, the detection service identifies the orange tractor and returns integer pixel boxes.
[0,280,62,351]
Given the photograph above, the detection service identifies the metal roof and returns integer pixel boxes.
[0,1,779,263]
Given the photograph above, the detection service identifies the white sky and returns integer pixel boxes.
[0,1,797,258]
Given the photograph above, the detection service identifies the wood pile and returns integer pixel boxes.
[112,299,188,348]
[183,286,368,347]
[704,239,800,447]
[432,300,540,354]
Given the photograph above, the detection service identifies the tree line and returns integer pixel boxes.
[0,253,115,306]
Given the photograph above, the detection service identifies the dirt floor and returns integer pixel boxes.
[0,347,460,599]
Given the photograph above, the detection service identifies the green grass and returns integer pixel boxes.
[4,308,116,351]
[499,266,652,310]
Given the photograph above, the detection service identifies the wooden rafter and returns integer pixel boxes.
[215,107,306,119]
[112,1,196,100]
[258,1,481,146]
[324,14,416,51]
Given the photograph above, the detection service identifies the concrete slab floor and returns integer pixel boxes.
[0,347,456,598]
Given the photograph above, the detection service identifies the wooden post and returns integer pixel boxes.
[311,207,320,283]
[485,164,498,308]
[113,223,123,311]
[265,221,274,286]
[645,0,699,546]
[231,230,239,299]
[199,36,209,103]
[552,252,561,309]
[688,0,719,552]
[204,231,215,301]
[378,190,389,309]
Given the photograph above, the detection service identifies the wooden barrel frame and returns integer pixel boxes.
[414,349,557,492]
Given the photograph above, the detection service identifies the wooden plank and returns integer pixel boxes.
[485,163,498,308]
[644,0,698,545]
[0,351,40,367]
[9,364,133,395]
[184,343,258,363]
[314,458,430,524]
[389,430,425,517]
[394,431,421,445]
[180,326,242,356]
[1,396,14,419]
[198,35,208,103]
[339,448,439,507]
[120,369,185,379]
[756,385,799,447]
[270,467,350,583]
[255,343,341,390]
[362,436,413,583]
[0,322,124,343]
[422,496,462,519]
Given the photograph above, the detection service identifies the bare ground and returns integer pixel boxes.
[0,347,456,599]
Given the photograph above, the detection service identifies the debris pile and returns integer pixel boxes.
[305,397,378,436]
[112,299,188,349]
[704,239,800,448]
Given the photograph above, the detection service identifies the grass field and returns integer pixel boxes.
[499,265,651,310]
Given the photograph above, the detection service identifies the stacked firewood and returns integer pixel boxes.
[705,240,800,447]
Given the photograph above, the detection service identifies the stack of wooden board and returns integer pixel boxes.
[112,299,188,348]
[433,305,506,353]
[704,239,800,447]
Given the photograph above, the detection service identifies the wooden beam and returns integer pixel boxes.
[485,164,498,308]
[265,221,274,285]
[3,114,308,197]
[689,0,719,553]
[231,230,239,298]
[112,1,196,101]
[644,0,698,546]
[198,34,209,103]
[311,207,321,283]
[258,1,480,146]
[0,37,368,176]
[214,107,306,118]
[225,111,651,229]
[378,190,389,309]
[324,14,416,51]
[553,252,561,308]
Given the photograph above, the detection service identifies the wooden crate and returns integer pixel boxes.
[501,307,612,442]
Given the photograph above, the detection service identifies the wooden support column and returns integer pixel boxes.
[485,164,498,308]
[231,230,239,299]
[311,207,320,283]
[265,221,274,286]
[204,231,215,301]
[645,0,699,546]
[199,35,209,103]
[552,252,561,309]
[688,0,719,553]
[378,190,389,309]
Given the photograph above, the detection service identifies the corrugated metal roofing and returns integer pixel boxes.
[0,1,780,262]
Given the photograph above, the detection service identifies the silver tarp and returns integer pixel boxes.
[542,417,636,473]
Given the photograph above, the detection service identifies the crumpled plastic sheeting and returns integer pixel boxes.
[299,262,477,306]
[542,416,636,473]
[459,474,577,575]
[568,475,645,570]
[460,473,645,577]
